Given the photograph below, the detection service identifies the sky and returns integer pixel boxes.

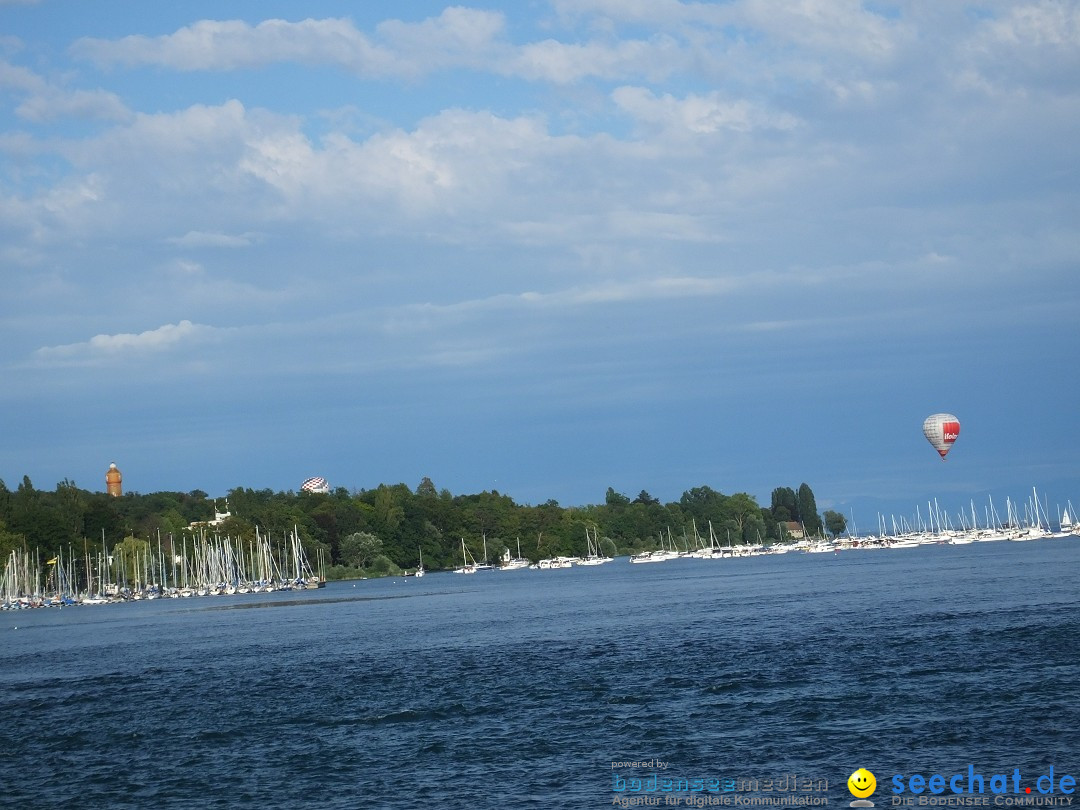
[1,0,1078,529]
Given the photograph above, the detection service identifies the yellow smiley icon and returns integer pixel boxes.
[848,768,876,798]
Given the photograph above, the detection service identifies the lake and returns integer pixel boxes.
[2,539,1077,808]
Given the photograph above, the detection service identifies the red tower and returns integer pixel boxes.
[105,462,122,497]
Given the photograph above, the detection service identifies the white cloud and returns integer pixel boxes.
[0,58,131,123]
[11,99,580,246]
[58,3,922,98]
[612,86,800,135]
[70,10,509,78]
[960,1,1080,91]
[32,320,223,366]
[738,0,905,61]
[72,18,383,73]
[977,1,1080,49]
[16,87,131,123]
[554,0,906,63]
[375,7,507,71]
[68,8,689,84]
[0,59,46,93]
[510,36,687,83]
[169,259,204,276]
[226,105,564,219]
[547,275,738,304]
[391,274,740,326]
[549,0,726,28]
[165,231,258,248]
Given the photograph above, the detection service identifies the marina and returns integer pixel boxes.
[1,525,325,609]
[4,491,1076,608]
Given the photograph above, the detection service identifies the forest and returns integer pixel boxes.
[0,475,845,580]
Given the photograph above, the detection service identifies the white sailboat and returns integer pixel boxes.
[630,530,680,563]
[475,534,494,571]
[453,538,477,574]
[497,538,530,571]
[577,527,613,565]
[536,556,573,569]
[1061,504,1079,536]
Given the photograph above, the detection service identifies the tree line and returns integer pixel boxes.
[0,475,846,579]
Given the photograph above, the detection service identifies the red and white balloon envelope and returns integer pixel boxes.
[923,413,960,460]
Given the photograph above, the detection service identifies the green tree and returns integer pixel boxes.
[797,483,823,536]
[10,476,74,554]
[372,485,405,537]
[367,554,402,576]
[111,535,152,588]
[0,518,26,559]
[53,479,86,539]
[415,477,438,498]
[605,487,631,507]
[823,510,847,538]
[341,532,382,569]
[680,486,727,525]
[770,487,798,522]
[0,478,11,525]
[157,508,191,539]
[82,495,124,545]
[727,492,765,544]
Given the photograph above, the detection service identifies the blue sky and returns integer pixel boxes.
[2,0,1078,528]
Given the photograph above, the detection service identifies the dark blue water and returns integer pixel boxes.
[2,540,1078,808]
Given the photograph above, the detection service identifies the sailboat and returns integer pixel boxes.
[407,548,425,577]
[630,530,680,563]
[497,538,530,571]
[475,534,494,571]
[453,538,477,574]
[577,527,613,565]
[1055,505,1075,538]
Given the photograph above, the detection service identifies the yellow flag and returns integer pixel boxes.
[46,557,58,564]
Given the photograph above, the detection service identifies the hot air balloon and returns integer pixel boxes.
[301,476,330,494]
[923,413,960,460]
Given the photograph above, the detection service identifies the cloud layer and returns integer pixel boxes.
[1,1,1077,515]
